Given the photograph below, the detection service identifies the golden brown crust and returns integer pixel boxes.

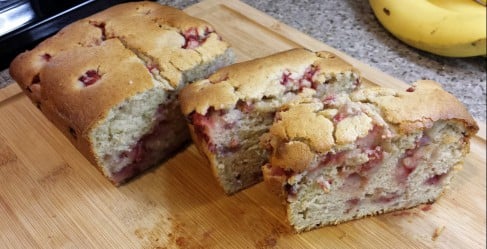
[10,1,231,94]
[351,80,479,135]
[87,2,229,87]
[263,81,478,232]
[40,39,157,133]
[9,21,104,104]
[265,81,479,173]
[268,99,333,171]
[38,39,159,168]
[179,48,359,115]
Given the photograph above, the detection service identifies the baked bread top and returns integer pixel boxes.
[10,1,231,104]
[266,80,479,172]
[351,80,479,134]
[179,48,359,115]
[39,39,160,133]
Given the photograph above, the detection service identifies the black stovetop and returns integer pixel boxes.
[0,0,133,69]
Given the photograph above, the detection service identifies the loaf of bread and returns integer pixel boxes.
[262,80,478,232]
[9,2,234,184]
[179,48,361,194]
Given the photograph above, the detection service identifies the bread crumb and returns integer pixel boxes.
[256,236,277,248]
[453,163,463,171]
[432,226,445,241]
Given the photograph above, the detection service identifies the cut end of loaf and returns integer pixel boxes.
[90,88,189,184]
[262,85,477,232]
[182,50,361,194]
[272,121,469,232]
[8,2,236,185]
[89,48,235,184]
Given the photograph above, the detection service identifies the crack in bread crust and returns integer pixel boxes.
[180,49,361,194]
[114,37,174,89]
[262,81,478,232]
[8,2,234,184]
[180,48,360,116]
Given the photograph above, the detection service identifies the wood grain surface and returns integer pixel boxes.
[0,0,485,248]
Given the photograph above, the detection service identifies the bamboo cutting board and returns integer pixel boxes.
[0,0,485,248]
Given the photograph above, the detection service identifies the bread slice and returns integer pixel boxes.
[262,80,478,232]
[179,48,361,194]
[9,2,234,184]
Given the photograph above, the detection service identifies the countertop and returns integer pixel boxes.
[1,0,485,121]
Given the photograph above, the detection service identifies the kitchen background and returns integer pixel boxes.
[1,0,485,120]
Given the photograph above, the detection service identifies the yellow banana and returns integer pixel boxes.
[369,0,486,57]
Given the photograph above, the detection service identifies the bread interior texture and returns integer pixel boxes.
[87,49,234,183]
[190,71,359,194]
[281,120,467,232]
[90,86,187,183]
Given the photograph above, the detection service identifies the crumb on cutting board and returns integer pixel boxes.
[432,226,445,241]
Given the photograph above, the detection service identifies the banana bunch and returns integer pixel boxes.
[369,0,486,57]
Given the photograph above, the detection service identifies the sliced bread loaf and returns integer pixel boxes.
[9,2,234,184]
[179,48,360,194]
[262,80,478,232]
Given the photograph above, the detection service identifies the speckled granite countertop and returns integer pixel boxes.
[1,0,485,121]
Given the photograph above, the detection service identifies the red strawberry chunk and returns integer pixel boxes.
[185,27,198,37]
[374,193,400,203]
[322,95,336,107]
[146,62,159,74]
[41,53,51,61]
[358,146,383,173]
[185,39,200,49]
[190,108,236,154]
[279,66,320,91]
[280,71,292,86]
[190,112,215,152]
[182,27,212,49]
[395,134,431,184]
[79,70,101,87]
[332,112,347,123]
[300,65,318,90]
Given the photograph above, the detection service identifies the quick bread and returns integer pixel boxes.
[179,48,360,194]
[9,1,234,184]
[262,80,478,232]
